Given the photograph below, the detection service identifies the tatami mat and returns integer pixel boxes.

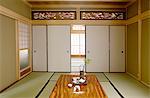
[104,73,150,98]
[38,81,56,98]
[100,82,121,98]
[0,72,149,98]
[0,72,53,98]
[50,72,70,81]
[86,73,109,82]
[87,73,120,97]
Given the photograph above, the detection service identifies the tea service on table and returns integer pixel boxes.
[72,77,86,85]
[67,64,87,92]
[67,76,87,92]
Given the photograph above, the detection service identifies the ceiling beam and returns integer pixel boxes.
[31,4,126,8]
[24,0,135,8]
[27,0,131,2]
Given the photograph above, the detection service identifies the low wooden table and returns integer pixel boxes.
[49,74,107,98]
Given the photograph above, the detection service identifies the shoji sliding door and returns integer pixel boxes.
[110,26,125,72]
[18,21,32,78]
[33,26,47,71]
[86,26,109,72]
[48,25,70,72]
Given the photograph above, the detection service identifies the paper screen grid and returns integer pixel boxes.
[18,22,30,49]
[71,34,85,55]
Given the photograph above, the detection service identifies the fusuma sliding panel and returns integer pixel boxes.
[86,26,109,72]
[110,26,125,72]
[48,25,70,72]
[127,22,138,78]
[141,18,150,85]
[33,26,47,71]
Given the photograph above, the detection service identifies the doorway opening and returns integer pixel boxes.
[71,25,86,72]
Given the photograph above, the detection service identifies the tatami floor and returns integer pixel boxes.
[0,72,149,98]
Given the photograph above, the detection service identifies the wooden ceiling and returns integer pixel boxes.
[25,0,136,8]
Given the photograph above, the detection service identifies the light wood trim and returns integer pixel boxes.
[125,0,136,8]
[137,19,141,80]
[31,4,126,8]
[19,48,29,50]
[125,24,127,73]
[141,81,150,88]
[71,55,85,58]
[126,10,150,25]
[29,23,33,72]
[22,0,32,7]
[0,5,31,23]
[15,21,20,80]
[77,8,80,20]
[80,8,126,11]
[127,72,150,88]
[137,0,141,81]
[140,10,150,20]
[71,30,85,34]
[126,72,139,81]
[32,20,126,25]
[27,0,131,2]
[71,24,85,33]
[126,15,138,24]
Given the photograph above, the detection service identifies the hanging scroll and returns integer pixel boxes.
[32,11,76,20]
[80,11,125,20]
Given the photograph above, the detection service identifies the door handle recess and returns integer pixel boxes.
[87,51,90,53]
[67,50,69,53]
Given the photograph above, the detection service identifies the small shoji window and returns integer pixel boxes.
[18,22,30,49]
[72,25,85,31]
[18,21,30,70]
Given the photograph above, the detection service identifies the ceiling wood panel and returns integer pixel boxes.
[27,0,133,2]
[24,0,136,8]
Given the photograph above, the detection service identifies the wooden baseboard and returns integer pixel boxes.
[0,80,18,93]
[141,81,150,88]
[126,72,139,79]
[0,71,32,93]
[127,72,150,87]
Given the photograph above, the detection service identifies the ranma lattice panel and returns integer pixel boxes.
[32,11,76,20]
[80,11,125,20]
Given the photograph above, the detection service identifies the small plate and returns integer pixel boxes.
[72,77,87,85]
[79,78,86,83]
